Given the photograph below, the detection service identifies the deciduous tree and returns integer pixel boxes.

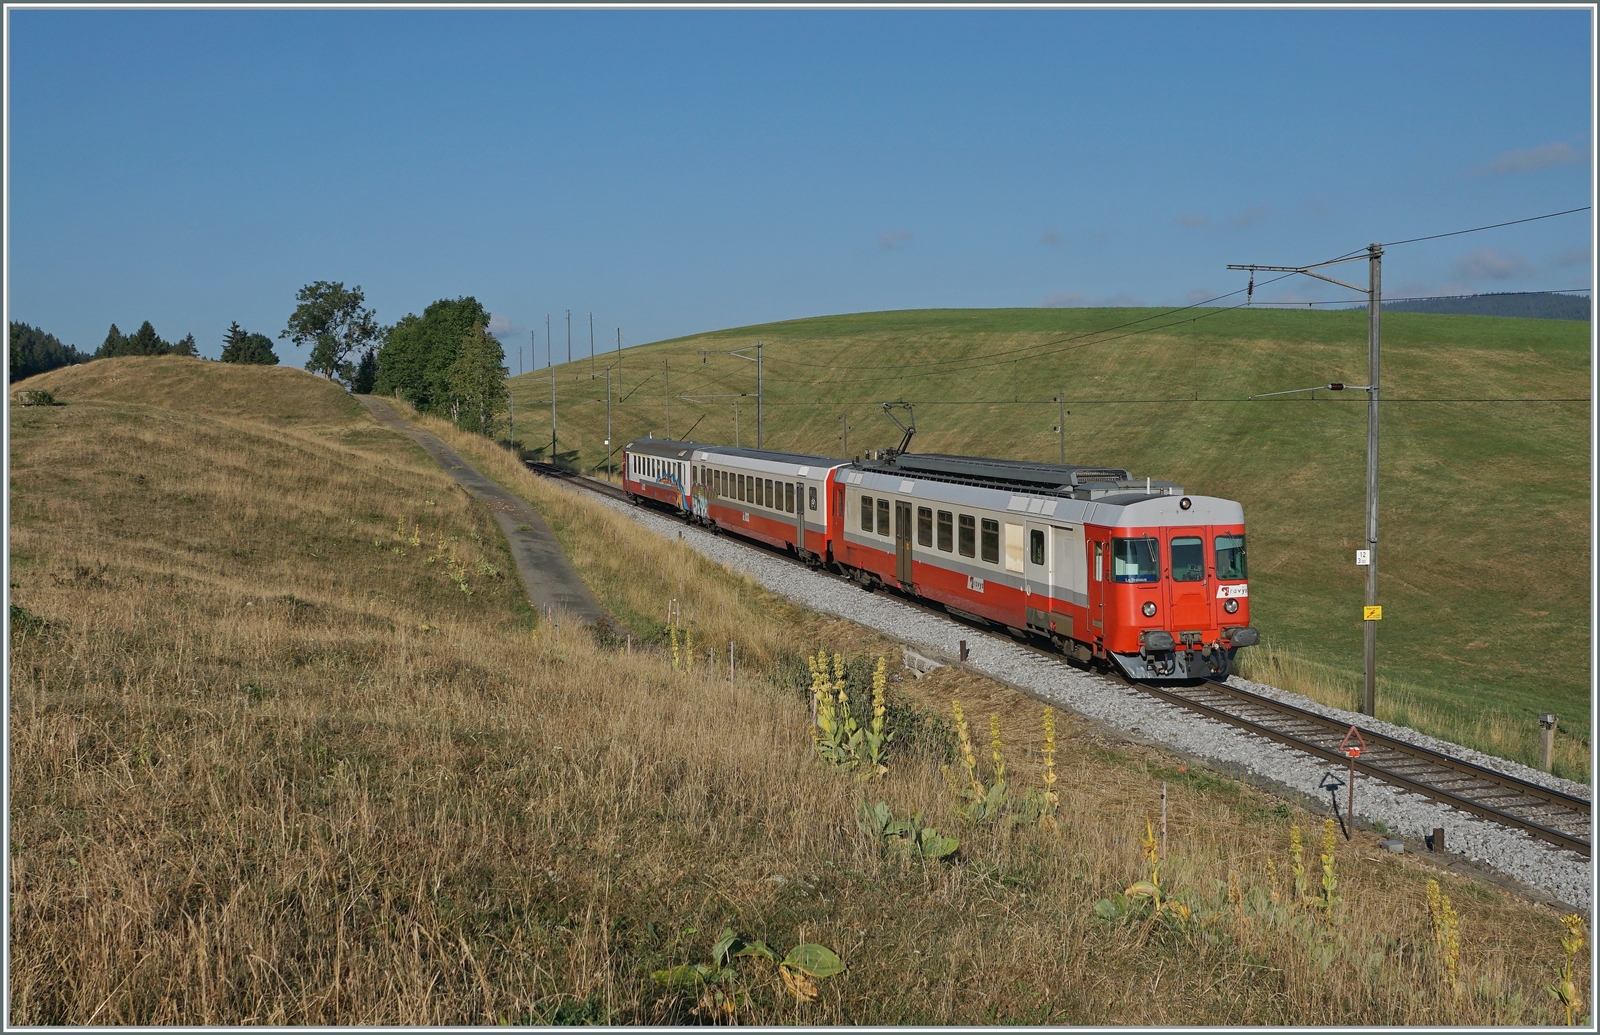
[447,322,508,437]
[373,296,489,411]
[281,281,378,385]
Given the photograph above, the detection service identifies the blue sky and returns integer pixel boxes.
[6,7,1593,367]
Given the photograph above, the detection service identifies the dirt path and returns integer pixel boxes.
[358,396,614,629]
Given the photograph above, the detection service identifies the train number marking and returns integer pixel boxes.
[1217,584,1249,599]
[967,576,985,592]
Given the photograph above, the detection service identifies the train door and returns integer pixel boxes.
[1049,524,1085,636]
[1024,521,1050,619]
[1087,534,1107,642]
[1164,528,1213,636]
[795,481,806,550]
[894,500,913,585]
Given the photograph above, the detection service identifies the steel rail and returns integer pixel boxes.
[527,460,1592,858]
[1135,679,1589,858]
[1186,680,1588,817]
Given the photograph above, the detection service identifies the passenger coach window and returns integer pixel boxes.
[980,519,1000,564]
[785,482,794,513]
[808,486,817,511]
[1113,538,1160,583]
[958,515,975,557]
[876,498,890,536]
[1216,535,1247,580]
[765,479,774,509]
[861,496,874,531]
[1030,529,1045,566]
[917,506,932,547]
[1170,537,1205,582]
[937,511,953,552]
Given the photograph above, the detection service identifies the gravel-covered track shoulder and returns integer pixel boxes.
[1135,679,1589,857]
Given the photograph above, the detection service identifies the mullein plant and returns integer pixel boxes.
[1289,825,1309,905]
[1550,913,1586,1025]
[1318,818,1339,921]
[1426,879,1462,993]
[809,651,853,768]
[856,657,893,778]
[950,700,1007,823]
[1122,816,1191,922]
[1017,708,1060,830]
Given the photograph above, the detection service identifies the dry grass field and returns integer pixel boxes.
[7,356,1589,1025]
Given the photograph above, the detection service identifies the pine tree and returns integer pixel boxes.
[171,333,198,357]
[9,322,88,382]
[221,322,248,361]
[351,347,377,393]
[95,324,128,358]
[125,321,167,356]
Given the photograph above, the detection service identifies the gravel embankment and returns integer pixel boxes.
[584,487,1593,910]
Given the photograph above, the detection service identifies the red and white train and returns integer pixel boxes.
[623,437,1258,681]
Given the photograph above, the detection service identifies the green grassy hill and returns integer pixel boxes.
[509,307,1591,778]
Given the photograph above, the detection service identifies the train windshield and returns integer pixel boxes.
[1112,537,1160,583]
[1170,537,1205,582]
[1215,534,1248,580]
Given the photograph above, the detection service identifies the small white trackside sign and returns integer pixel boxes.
[1217,584,1248,599]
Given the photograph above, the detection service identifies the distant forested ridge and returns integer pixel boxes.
[10,322,90,382]
[1382,291,1589,321]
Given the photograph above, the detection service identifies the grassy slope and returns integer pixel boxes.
[512,307,1591,772]
[9,355,1581,1024]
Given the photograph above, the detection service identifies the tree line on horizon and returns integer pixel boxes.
[12,282,508,438]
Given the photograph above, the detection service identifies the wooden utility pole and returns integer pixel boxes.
[589,312,595,380]
[664,358,671,438]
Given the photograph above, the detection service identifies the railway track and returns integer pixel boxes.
[528,461,1592,858]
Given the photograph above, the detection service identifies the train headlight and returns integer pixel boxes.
[1179,497,1192,510]
[1142,601,1157,617]
[1224,598,1239,614]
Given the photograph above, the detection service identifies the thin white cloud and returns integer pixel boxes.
[1474,141,1587,176]
[1229,203,1273,229]
[879,229,913,250]
[1301,197,1328,217]
[1553,247,1592,268]
[1040,228,1061,245]
[1175,211,1211,229]
[1452,247,1534,281]
[1186,287,1215,304]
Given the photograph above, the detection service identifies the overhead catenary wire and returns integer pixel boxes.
[1382,206,1591,248]
[1228,286,1592,308]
